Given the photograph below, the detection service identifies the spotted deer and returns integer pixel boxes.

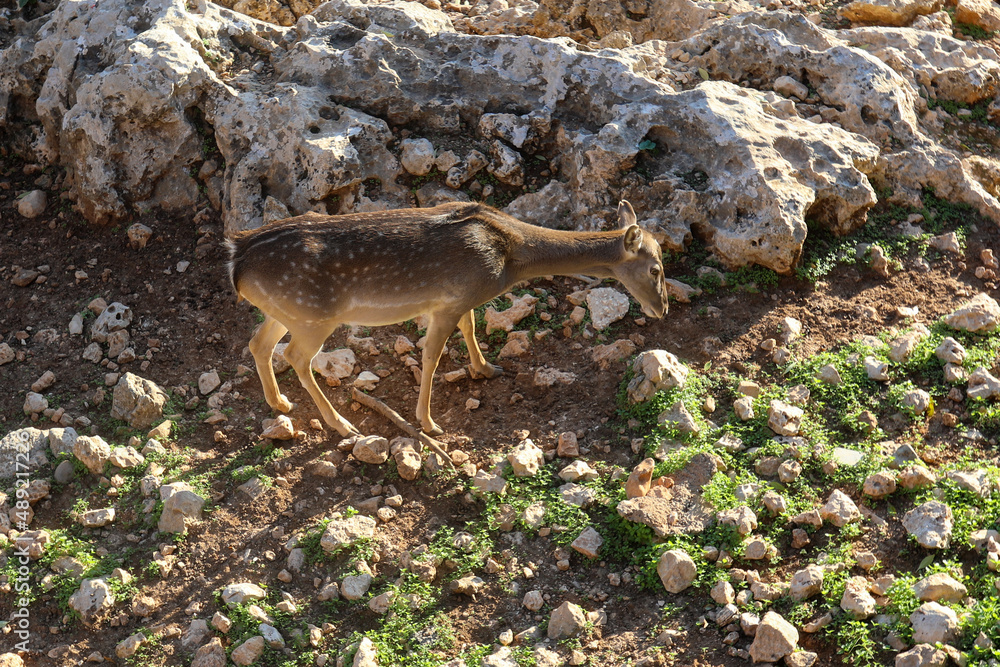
[227,201,668,437]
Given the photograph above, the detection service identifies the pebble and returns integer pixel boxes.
[18,190,47,218]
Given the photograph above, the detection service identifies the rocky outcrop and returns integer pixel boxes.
[1,0,998,274]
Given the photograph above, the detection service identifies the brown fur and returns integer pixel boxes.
[227,202,667,436]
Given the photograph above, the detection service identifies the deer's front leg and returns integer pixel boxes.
[457,309,503,380]
[416,314,464,435]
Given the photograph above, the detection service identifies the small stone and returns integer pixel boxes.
[913,572,967,603]
[547,601,587,640]
[903,501,953,549]
[734,396,754,420]
[910,602,959,644]
[557,432,579,457]
[749,611,798,663]
[523,590,544,611]
[586,287,629,330]
[863,471,897,499]
[841,576,877,619]
[231,636,265,666]
[570,526,603,558]
[341,574,373,601]
[790,565,824,602]
[894,645,947,667]
[820,489,861,527]
[352,436,390,465]
[657,549,697,593]
[17,190,47,218]
[508,440,545,477]
[199,370,221,395]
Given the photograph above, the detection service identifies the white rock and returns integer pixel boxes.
[749,611,798,663]
[547,601,587,640]
[399,138,436,176]
[903,501,953,549]
[656,549,697,593]
[820,489,861,527]
[910,602,959,644]
[198,370,221,395]
[626,350,689,403]
[913,573,967,603]
[320,515,377,553]
[768,400,803,436]
[945,293,1000,333]
[586,288,630,331]
[341,574,373,601]
[841,576,877,619]
[508,440,545,477]
[17,190,47,218]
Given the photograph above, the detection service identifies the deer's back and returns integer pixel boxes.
[228,203,520,324]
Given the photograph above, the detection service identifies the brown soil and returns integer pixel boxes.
[2,145,998,667]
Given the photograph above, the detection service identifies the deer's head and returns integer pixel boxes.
[611,200,668,319]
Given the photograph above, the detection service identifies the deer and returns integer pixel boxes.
[227,200,668,438]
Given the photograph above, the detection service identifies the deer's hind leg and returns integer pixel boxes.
[457,310,503,380]
[283,323,362,438]
[417,312,468,436]
[249,315,294,413]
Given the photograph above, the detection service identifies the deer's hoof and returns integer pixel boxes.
[422,423,444,437]
[470,363,504,380]
[275,395,295,413]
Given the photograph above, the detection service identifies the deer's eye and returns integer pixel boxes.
[650,265,661,277]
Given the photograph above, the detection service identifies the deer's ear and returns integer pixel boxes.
[623,225,642,253]
[618,200,637,228]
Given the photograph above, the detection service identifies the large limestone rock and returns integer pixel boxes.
[688,12,1000,222]
[4,0,998,273]
[840,29,1000,105]
[840,0,943,26]
[110,373,168,429]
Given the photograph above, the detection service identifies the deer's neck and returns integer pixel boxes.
[508,226,624,283]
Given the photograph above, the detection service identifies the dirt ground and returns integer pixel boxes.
[1,130,999,667]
